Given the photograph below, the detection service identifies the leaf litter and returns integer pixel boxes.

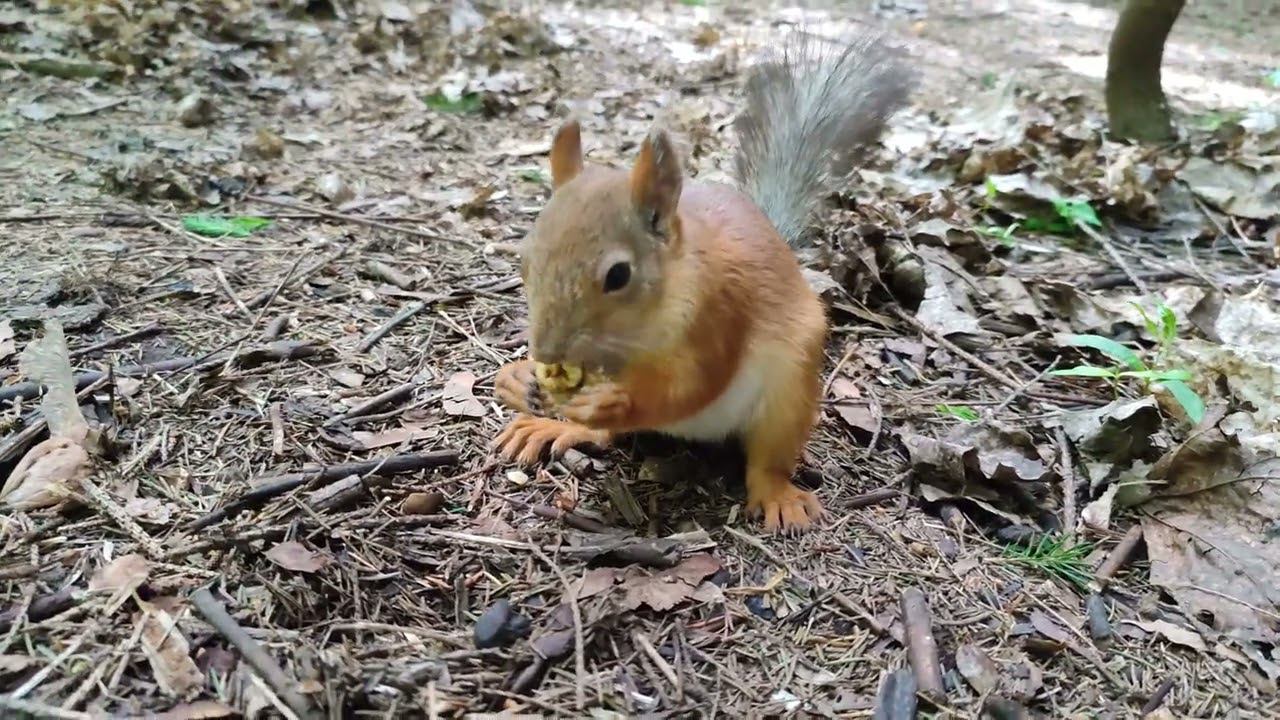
[2,0,1280,717]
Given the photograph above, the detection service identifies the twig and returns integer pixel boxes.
[78,476,165,560]
[528,543,587,711]
[0,588,79,633]
[262,313,291,340]
[634,630,680,698]
[1075,220,1148,294]
[165,514,451,560]
[357,302,426,353]
[900,588,945,703]
[245,242,348,310]
[213,266,254,319]
[326,381,418,426]
[69,322,163,359]
[363,259,416,289]
[1092,524,1144,589]
[183,450,459,531]
[1140,677,1176,715]
[847,487,900,509]
[1056,428,1078,541]
[873,668,918,720]
[892,307,1100,406]
[489,491,611,533]
[0,696,91,720]
[990,357,1058,415]
[0,375,111,464]
[247,194,472,247]
[190,587,315,720]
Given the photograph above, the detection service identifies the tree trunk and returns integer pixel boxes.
[1105,0,1185,142]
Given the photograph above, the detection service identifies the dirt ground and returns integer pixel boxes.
[2,0,1279,718]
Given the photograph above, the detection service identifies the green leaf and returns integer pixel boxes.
[984,177,998,200]
[1159,304,1178,345]
[1120,369,1193,381]
[1267,68,1280,88]
[1053,198,1101,227]
[1049,365,1119,378]
[980,71,998,89]
[424,91,482,114]
[518,168,548,185]
[1163,380,1206,424]
[1063,334,1146,371]
[181,215,272,238]
[679,0,707,5]
[1133,302,1160,342]
[936,404,979,422]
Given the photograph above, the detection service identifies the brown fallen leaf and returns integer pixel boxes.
[138,599,204,698]
[442,371,486,417]
[328,367,366,388]
[265,541,331,573]
[352,425,438,450]
[90,554,151,596]
[573,567,620,600]
[1122,619,1207,652]
[955,642,1000,694]
[620,553,721,611]
[1027,610,1071,645]
[0,435,91,510]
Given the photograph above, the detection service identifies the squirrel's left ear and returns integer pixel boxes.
[549,119,583,189]
[630,128,683,241]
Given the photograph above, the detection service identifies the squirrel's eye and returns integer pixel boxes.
[603,262,631,293]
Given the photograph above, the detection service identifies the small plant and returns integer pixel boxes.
[1049,303,1205,423]
[518,168,549,185]
[181,215,272,238]
[424,91,482,114]
[978,222,1020,248]
[982,177,1102,237]
[1266,68,1280,88]
[936,404,979,422]
[1003,534,1093,589]
[679,0,708,6]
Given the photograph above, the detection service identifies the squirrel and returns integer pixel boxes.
[490,33,913,533]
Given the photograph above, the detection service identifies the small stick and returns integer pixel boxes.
[0,588,78,633]
[69,322,163,359]
[213,266,253,319]
[78,476,165,560]
[262,313,291,340]
[183,450,459,531]
[893,307,1100,406]
[633,630,680,695]
[873,668,917,720]
[363,259,416,290]
[1057,428,1079,541]
[489,491,611,533]
[847,487,899,509]
[1140,677,1176,716]
[900,587,945,703]
[247,194,471,247]
[190,587,315,720]
[165,514,450,560]
[327,382,418,426]
[0,696,91,720]
[832,591,890,636]
[0,375,111,464]
[357,302,426,353]
[1075,220,1149,295]
[528,544,587,710]
[990,357,1058,415]
[1093,524,1144,588]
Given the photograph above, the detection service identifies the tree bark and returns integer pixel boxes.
[1105,0,1185,142]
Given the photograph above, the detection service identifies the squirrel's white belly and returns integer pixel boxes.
[656,355,767,441]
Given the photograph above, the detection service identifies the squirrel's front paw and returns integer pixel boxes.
[491,415,611,466]
[494,360,547,416]
[558,381,632,429]
[746,476,824,534]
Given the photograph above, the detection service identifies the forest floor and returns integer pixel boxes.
[2,0,1279,718]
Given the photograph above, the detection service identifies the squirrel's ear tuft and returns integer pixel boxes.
[549,119,583,188]
[630,127,683,240]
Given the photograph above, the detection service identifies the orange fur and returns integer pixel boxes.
[494,126,828,533]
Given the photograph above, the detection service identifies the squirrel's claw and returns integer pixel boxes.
[746,480,824,535]
[492,415,610,466]
[494,360,546,416]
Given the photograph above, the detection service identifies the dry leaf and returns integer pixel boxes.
[328,368,366,388]
[352,425,437,450]
[90,553,151,594]
[265,541,331,573]
[1028,610,1071,644]
[442,371,486,417]
[0,654,40,674]
[619,553,721,611]
[20,319,88,442]
[126,497,175,526]
[955,643,1000,694]
[0,436,91,510]
[1122,619,1208,652]
[573,567,620,600]
[138,600,204,698]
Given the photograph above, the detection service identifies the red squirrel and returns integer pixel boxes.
[491,34,913,533]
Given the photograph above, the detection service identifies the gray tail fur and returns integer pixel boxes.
[732,32,915,245]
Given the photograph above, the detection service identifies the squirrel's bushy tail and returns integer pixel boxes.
[733,32,914,245]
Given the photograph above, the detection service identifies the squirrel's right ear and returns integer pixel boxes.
[549,120,583,189]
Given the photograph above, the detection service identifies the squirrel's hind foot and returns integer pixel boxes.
[746,471,824,534]
[492,415,611,466]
